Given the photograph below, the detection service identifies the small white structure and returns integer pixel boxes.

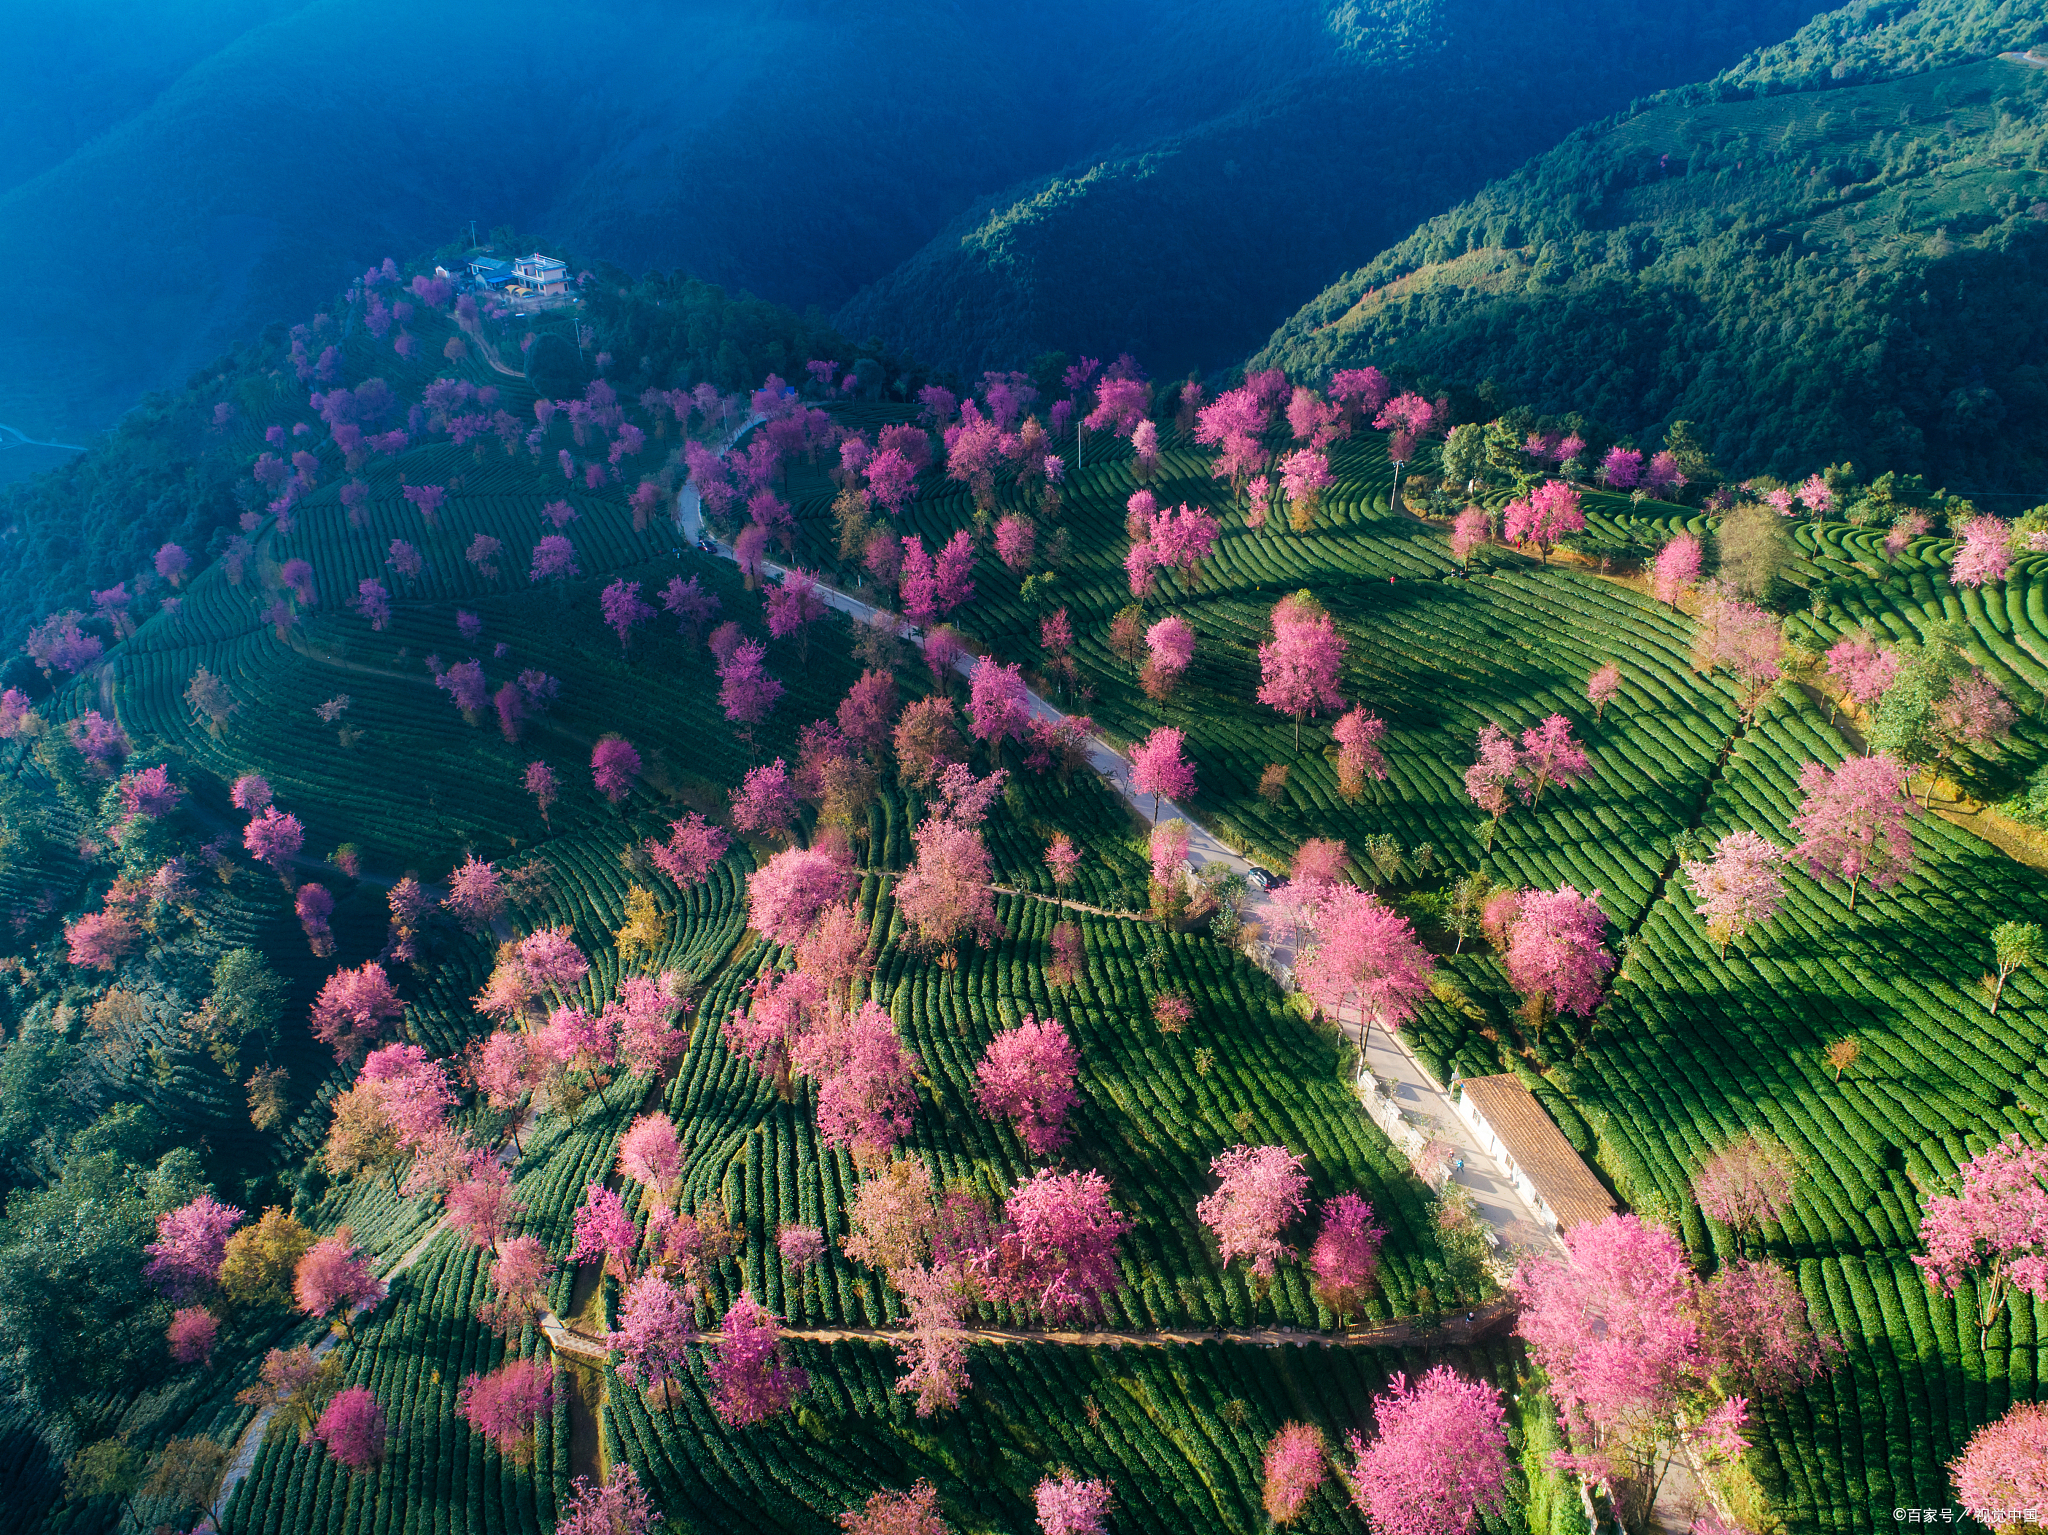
[1452,1074,1617,1233]
[513,253,569,296]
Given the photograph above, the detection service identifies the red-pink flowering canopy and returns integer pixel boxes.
[1196,1144,1308,1280]
[1297,886,1434,1036]
[1503,886,1613,1018]
[1344,1366,1509,1535]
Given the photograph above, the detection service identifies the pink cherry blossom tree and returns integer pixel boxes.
[1951,515,2014,587]
[840,1481,950,1535]
[1044,833,1081,889]
[295,883,335,956]
[895,809,999,958]
[1332,707,1388,800]
[608,1271,697,1411]
[748,844,856,947]
[1515,714,1591,805]
[1450,505,1489,570]
[1501,480,1584,563]
[719,641,785,746]
[1344,1367,1509,1535]
[1586,663,1622,720]
[1258,597,1347,748]
[972,1014,1080,1155]
[1503,886,1614,1022]
[167,1305,220,1366]
[524,761,558,822]
[570,1183,641,1280]
[976,1167,1132,1323]
[1149,501,1221,586]
[1651,533,1702,606]
[1463,724,1518,845]
[779,1225,827,1272]
[837,670,900,757]
[617,1112,685,1208]
[1699,1257,1836,1397]
[144,1195,245,1301]
[1197,1144,1309,1282]
[647,813,729,887]
[1263,1422,1327,1525]
[730,759,797,839]
[1298,887,1434,1048]
[311,962,405,1061]
[1034,1471,1112,1535]
[352,579,393,630]
[591,735,642,804]
[558,1465,660,1535]
[706,1293,807,1425]
[457,1357,553,1464]
[995,514,1036,574]
[795,999,920,1159]
[1309,1193,1385,1319]
[66,909,139,970]
[1950,1400,2048,1530]
[965,657,1032,760]
[294,1227,387,1342]
[144,1195,246,1302]
[443,854,506,934]
[1278,449,1334,527]
[1513,1214,1748,1526]
[1142,616,1194,698]
[244,806,304,877]
[1824,632,1899,716]
[601,579,655,654]
[1693,587,1783,718]
[314,1385,387,1471]
[1681,830,1787,957]
[1129,727,1194,819]
[1914,1132,2048,1345]
[1789,752,1918,911]
[531,534,581,585]
[766,570,829,667]
[1691,1132,1799,1248]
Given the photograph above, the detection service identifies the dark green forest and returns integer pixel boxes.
[834,0,1817,385]
[1257,2,2048,496]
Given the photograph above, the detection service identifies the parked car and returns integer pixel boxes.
[1245,866,1277,891]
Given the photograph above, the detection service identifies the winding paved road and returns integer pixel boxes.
[673,449,1558,1249]
[0,423,85,452]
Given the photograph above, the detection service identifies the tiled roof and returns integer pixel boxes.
[1458,1074,1617,1231]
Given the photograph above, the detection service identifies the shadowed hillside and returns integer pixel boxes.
[833,0,1817,385]
[1255,0,2048,497]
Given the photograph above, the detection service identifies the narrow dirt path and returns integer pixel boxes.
[988,883,1149,922]
[0,422,87,452]
[538,1296,1516,1360]
[214,1107,540,1522]
[455,312,528,380]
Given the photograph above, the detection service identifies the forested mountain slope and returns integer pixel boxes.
[833,0,1816,386]
[1256,0,2048,496]
[0,0,1811,460]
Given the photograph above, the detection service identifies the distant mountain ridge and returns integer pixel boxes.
[831,0,1819,385]
[1253,0,2048,496]
[0,0,1321,451]
[0,0,1810,458]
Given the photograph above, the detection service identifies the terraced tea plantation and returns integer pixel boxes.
[5,295,2044,1535]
